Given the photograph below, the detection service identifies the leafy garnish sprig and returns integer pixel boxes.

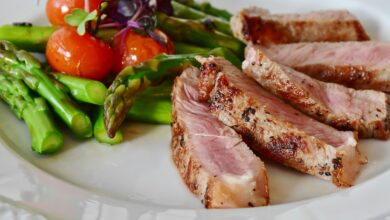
[65,2,108,36]
[64,0,173,46]
[65,9,97,35]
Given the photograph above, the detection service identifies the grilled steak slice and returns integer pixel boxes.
[231,7,370,45]
[243,45,390,139]
[171,67,269,208]
[197,57,366,187]
[260,41,390,92]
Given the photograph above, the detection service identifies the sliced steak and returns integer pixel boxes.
[261,41,390,92]
[171,67,269,208]
[243,45,390,139]
[231,7,370,45]
[197,57,367,187]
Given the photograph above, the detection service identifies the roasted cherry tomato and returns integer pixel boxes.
[46,27,113,81]
[46,0,101,26]
[112,28,174,73]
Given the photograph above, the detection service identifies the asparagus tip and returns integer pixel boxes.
[107,128,116,139]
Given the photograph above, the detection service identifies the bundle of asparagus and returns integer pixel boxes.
[0,73,63,153]
[0,41,93,138]
[0,40,176,149]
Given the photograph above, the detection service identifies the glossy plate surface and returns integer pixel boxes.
[1,0,390,219]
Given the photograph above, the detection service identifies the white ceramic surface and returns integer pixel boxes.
[0,0,390,219]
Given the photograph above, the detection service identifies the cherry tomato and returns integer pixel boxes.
[112,28,174,73]
[46,27,114,81]
[46,0,101,26]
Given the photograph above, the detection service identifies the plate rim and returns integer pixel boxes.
[1,0,390,219]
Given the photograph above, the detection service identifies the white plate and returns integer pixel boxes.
[1,0,390,219]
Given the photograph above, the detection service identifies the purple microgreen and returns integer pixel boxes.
[93,0,173,47]
[104,0,157,29]
[127,20,141,29]
[156,0,173,16]
[104,0,141,25]
[102,0,158,39]
[65,9,97,35]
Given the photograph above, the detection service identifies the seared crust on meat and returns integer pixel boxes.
[294,65,379,90]
[198,57,366,187]
[171,112,210,203]
[260,41,390,92]
[198,61,221,102]
[243,45,390,139]
[294,64,390,93]
[231,7,369,45]
[171,67,269,208]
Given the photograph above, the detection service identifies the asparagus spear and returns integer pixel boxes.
[94,107,123,145]
[127,97,172,124]
[53,73,108,105]
[128,80,173,124]
[173,42,210,54]
[137,80,173,99]
[54,72,171,125]
[171,1,232,36]
[0,40,92,138]
[0,25,56,53]
[104,53,195,137]
[0,25,117,52]
[104,47,241,137]
[209,47,241,69]
[96,81,173,143]
[175,43,237,71]
[157,12,244,57]
[175,0,232,21]
[0,74,63,154]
